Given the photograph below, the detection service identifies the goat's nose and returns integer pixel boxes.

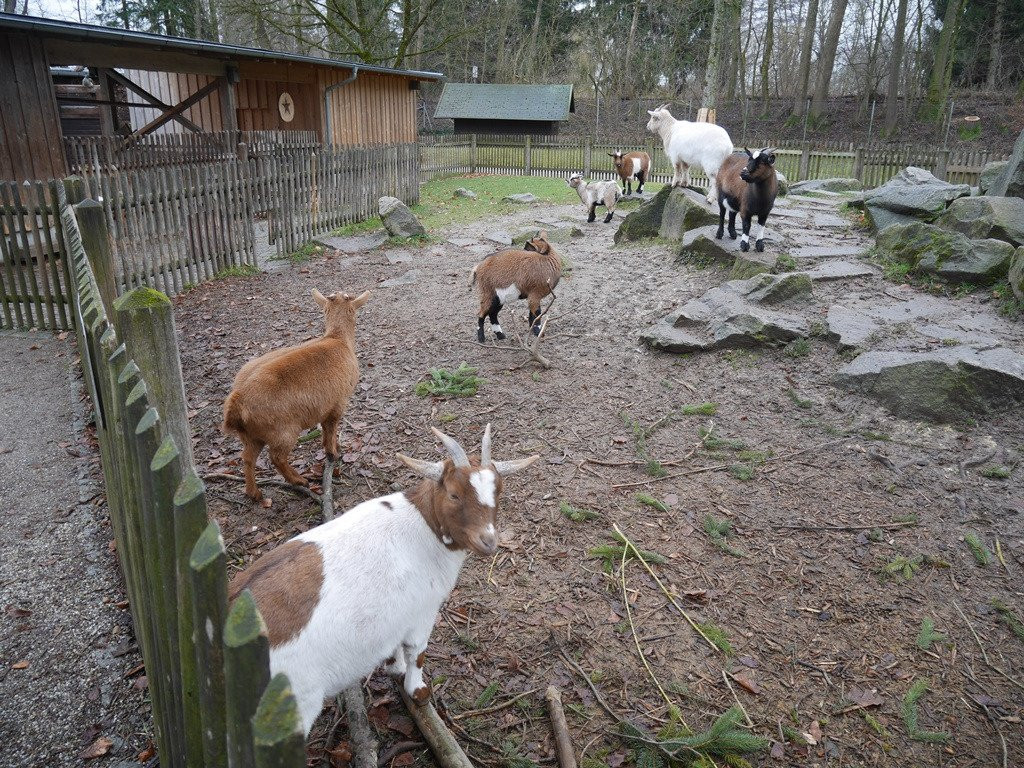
[477,531,498,555]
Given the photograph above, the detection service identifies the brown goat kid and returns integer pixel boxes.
[470,233,561,342]
[609,150,651,195]
[716,148,778,253]
[223,289,371,500]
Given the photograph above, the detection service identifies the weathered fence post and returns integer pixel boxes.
[798,142,811,182]
[224,590,271,768]
[75,199,119,312]
[583,136,592,178]
[937,149,950,181]
[470,134,477,173]
[252,674,306,766]
[524,135,532,176]
[112,287,195,466]
[853,146,865,183]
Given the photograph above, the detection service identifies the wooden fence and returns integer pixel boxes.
[65,183,305,766]
[420,134,1007,188]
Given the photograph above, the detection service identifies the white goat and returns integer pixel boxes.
[228,425,538,735]
[568,173,621,223]
[645,104,733,203]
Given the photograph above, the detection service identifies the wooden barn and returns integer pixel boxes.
[433,83,574,135]
[0,13,443,182]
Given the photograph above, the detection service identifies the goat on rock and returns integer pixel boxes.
[470,232,561,341]
[223,289,370,500]
[645,105,733,203]
[609,150,651,195]
[716,148,779,253]
[228,425,538,734]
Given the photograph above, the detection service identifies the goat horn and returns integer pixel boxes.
[480,423,492,467]
[431,427,470,467]
[396,453,445,481]
[493,455,540,476]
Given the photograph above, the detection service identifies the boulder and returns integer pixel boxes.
[511,224,583,244]
[378,196,426,238]
[503,193,539,204]
[935,195,1024,246]
[659,187,719,240]
[453,187,478,199]
[677,233,735,267]
[614,185,672,243]
[1010,246,1024,302]
[744,272,813,305]
[776,171,790,196]
[835,346,1024,422]
[863,166,970,230]
[790,177,862,194]
[988,128,1024,199]
[730,251,775,280]
[874,221,1014,284]
[979,161,1009,195]
[865,205,918,233]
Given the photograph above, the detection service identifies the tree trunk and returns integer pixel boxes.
[987,0,1005,89]
[792,0,820,116]
[883,0,909,132]
[702,0,727,110]
[809,0,847,118]
[3,0,17,12]
[760,0,774,112]
[923,0,965,121]
[528,0,544,80]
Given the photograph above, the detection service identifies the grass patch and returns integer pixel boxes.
[991,599,1024,643]
[786,388,813,408]
[272,241,321,263]
[703,514,744,557]
[992,281,1024,320]
[694,621,733,655]
[680,402,718,416]
[473,681,500,708]
[213,264,261,279]
[774,253,798,272]
[979,465,1011,479]
[902,679,950,744]
[414,362,481,398]
[964,533,991,566]
[728,464,754,481]
[915,617,946,651]
[784,338,811,358]
[560,501,600,522]
[588,530,667,574]
[635,493,669,513]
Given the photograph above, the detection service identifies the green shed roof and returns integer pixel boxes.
[434,83,574,122]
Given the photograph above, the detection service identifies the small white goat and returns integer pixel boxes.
[568,173,621,223]
[645,105,733,203]
[228,425,538,735]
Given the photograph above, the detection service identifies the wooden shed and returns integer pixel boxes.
[0,13,443,182]
[433,83,574,135]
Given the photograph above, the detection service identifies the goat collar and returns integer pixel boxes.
[407,480,463,551]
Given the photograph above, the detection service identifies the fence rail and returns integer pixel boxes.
[65,185,305,766]
[419,134,1007,189]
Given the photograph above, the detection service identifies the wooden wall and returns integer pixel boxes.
[0,32,67,181]
[120,70,223,135]
[320,69,418,146]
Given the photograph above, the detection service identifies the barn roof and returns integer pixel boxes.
[434,83,574,122]
[0,13,444,81]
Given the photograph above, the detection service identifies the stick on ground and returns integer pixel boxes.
[545,686,577,768]
[398,688,475,768]
[342,685,379,768]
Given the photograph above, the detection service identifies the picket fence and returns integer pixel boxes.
[64,181,305,767]
[419,134,1006,188]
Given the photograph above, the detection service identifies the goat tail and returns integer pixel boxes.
[469,264,478,291]
[222,391,246,437]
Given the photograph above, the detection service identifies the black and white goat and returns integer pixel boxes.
[716,148,778,252]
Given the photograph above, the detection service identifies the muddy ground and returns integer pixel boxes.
[174,189,1023,767]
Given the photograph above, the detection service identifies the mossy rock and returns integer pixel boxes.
[676,234,733,267]
[613,186,672,244]
[935,196,1024,247]
[730,252,775,280]
[744,272,813,305]
[659,188,719,240]
[511,224,582,245]
[875,221,1014,284]
[1010,246,1024,302]
[979,161,1009,195]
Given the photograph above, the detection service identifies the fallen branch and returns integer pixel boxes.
[202,472,321,503]
[343,686,378,768]
[772,521,917,532]
[451,688,539,721]
[399,688,475,768]
[545,687,577,768]
[377,741,424,767]
[323,457,336,521]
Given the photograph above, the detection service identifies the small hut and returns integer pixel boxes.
[433,83,574,135]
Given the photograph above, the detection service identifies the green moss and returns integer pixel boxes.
[223,589,268,647]
[964,533,991,566]
[150,436,180,471]
[635,493,669,513]
[560,501,600,522]
[774,253,798,272]
[251,673,303,744]
[681,402,718,416]
[729,464,754,481]
[113,285,171,311]
[979,465,1011,479]
[902,679,950,744]
[189,520,225,569]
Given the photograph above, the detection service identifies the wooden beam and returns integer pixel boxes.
[44,39,226,75]
[218,76,238,133]
[103,69,204,133]
[123,77,223,143]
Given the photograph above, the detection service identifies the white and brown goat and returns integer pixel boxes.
[470,232,561,341]
[568,173,621,223]
[716,148,779,253]
[228,425,538,734]
[222,289,370,500]
[609,150,651,195]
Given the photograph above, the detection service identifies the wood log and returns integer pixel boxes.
[544,687,576,768]
[398,688,475,768]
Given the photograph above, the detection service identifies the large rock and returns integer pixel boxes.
[979,161,1009,195]
[730,251,776,279]
[989,128,1024,199]
[641,273,810,353]
[614,186,672,243]
[677,233,734,267]
[511,224,583,244]
[659,188,719,240]
[453,187,477,199]
[1010,246,1024,301]
[503,193,538,203]
[379,196,426,238]
[776,171,790,197]
[875,222,1014,284]
[863,167,970,230]
[865,205,917,233]
[836,347,1024,422]
[791,177,862,194]
[936,196,1024,246]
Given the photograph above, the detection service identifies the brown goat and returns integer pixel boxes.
[609,150,651,195]
[470,233,561,342]
[223,289,371,500]
[716,148,778,253]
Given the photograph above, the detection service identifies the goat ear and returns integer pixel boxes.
[744,147,753,157]
[493,455,539,476]
[312,289,328,308]
[538,230,548,240]
[396,453,445,481]
[766,152,776,165]
[607,152,616,157]
[350,290,371,309]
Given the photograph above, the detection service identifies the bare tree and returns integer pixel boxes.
[923,0,965,120]
[883,0,908,132]
[987,0,1005,89]
[792,0,820,117]
[760,0,774,111]
[809,0,848,118]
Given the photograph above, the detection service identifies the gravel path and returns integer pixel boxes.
[0,331,147,767]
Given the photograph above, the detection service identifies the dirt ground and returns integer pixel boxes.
[173,188,1023,767]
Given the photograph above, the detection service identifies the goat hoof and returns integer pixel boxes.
[729,231,737,240]
[755,240,765,252]
[494,331,506,340]
[411,684,432,705]
[715,229,724,240]
[603,215,613,223]
[245,488,263,502]
[740,241,750,252]
[531,327,541,337]
[476,330,485,343]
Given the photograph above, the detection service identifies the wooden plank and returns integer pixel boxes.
[107,70,205,134]
[126,78,224,143]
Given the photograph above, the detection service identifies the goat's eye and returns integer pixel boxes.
[449,493,460,501]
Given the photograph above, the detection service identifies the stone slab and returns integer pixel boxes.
[379,269,421,288]
[315,231,387,252]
